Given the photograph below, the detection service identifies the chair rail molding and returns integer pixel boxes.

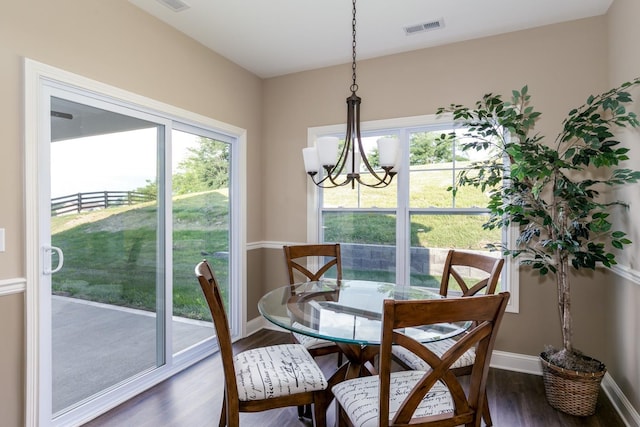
[611,263,640,287]
[0,277,26,296]
[247,241,308,251]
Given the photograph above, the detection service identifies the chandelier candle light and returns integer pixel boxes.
[302,0,399,189]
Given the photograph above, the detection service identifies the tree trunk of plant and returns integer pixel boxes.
[557,251,572,354]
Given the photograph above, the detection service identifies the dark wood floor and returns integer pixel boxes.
[84,329,624,427]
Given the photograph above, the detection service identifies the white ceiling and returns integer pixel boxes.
[129,0,613,78]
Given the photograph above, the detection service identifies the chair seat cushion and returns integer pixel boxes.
[332,370,453,427]
[293,332,339,350]
[392,337,476,371]
[292,322,339,350]
[233,344,327,401]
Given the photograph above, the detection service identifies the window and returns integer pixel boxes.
[308,115,518,312]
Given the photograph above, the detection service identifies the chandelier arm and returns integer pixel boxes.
[308,171,329,186]
[354,168,396,188]
[314,170,353,188]
[308,170,350,188]
[335,96,356,177]
[354,98,387,182]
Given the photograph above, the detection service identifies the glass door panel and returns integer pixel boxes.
[50,97,163,415]
[171,129,230,355]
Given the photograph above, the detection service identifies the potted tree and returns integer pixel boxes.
[436,77,640,416]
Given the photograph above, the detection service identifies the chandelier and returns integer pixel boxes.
[302,0,399,189]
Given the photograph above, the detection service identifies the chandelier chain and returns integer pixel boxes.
[351,0,358,94]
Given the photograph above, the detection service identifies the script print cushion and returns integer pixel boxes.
[292,322,338,350]
[332,370,453,427]
[392,337,476,371]
[234,344,327,400]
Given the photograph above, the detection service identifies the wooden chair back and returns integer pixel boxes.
[378,293,510,427]
[195,260,240,414]
[440,250,505,297]
[283,243,342,284]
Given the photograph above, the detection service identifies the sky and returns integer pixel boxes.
[50,128,197,198]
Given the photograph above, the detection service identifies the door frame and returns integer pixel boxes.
[24,58,247,427]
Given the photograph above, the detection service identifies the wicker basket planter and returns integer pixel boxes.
[540,353,606,417]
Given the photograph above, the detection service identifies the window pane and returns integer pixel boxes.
[321,179,397,208]
[322,211,396,282]
[408,213,501,288]
[50,104,161,414]
[409,129,495,208]
[409,130,455,208]
[409,166,454,208]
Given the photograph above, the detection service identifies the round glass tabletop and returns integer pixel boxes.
[258,279,470,346]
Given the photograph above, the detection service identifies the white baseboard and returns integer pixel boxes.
[490,350,543,375]
[601,374,640,427]
[245,316,268,335]
[246,315,287,336]
[246,316,640,426]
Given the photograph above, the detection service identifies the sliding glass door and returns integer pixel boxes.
[37,81,238,425]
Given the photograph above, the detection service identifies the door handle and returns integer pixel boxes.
[44,245,64,274]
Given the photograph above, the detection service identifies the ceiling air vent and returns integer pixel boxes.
[404,19,445,36]
[155,0,190,12]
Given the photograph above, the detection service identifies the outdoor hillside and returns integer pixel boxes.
[51,190,229,320]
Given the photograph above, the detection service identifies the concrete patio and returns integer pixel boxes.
[52,296,214,413]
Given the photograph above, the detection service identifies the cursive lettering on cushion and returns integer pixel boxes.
[332,370,453,427]
[392,337,476,371]
[292,322,338,350]
[234,344,327,400]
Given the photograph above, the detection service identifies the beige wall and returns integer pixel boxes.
[0,293,24,427]
[0,0,263,424]
[262,12,640,416]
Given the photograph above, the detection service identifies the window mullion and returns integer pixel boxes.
[396,128,411,286]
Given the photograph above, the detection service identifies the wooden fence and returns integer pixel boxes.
[51,191,156,216]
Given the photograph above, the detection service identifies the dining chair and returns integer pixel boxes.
[195,260,329,427]
[284,243,343,283]
[332,292,510,427]
[438,249,505,298]
[392,249,505,426]
[284,243,345,419]
[283,244,344,362]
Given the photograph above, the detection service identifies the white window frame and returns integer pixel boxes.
[307,114,519,313]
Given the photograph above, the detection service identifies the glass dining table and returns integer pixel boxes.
[258,279,470,386]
